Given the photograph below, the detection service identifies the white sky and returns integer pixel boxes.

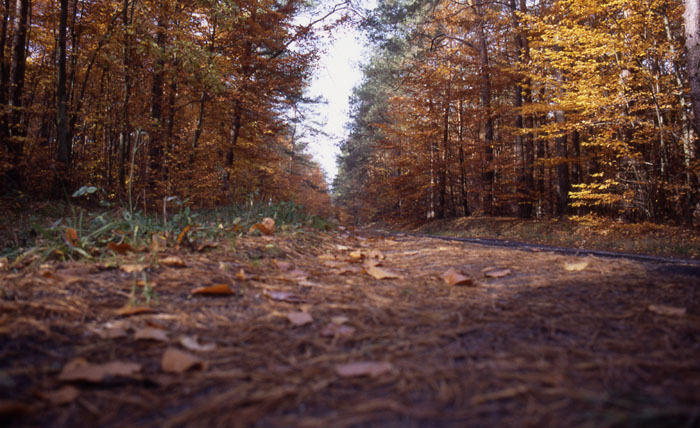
[299,1,376,183]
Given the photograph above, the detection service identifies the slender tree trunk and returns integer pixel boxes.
[477,6,494,215]
[458,99,470,216]
[554,110,570,216]
[149,2,167,191]
[56,0,70,194]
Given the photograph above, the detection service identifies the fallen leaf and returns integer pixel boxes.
[38,386,79,405]
[180,336,217,352]
[264,290,304,303]
[0,400,31,415]
[150,233,168,252]
[0,257,8,270]
[161,348,205,373]
[564,261,588,272]
[235,269,247,281]
[120,263,146,274]
[322,260,348,269]
[115,305,155,316]
[364,265,401,280]
[58,358,142,382]
[648,304,686,317]
[321,323,355,338]
[349,250,364,260]
[107,241,134,255]
[89,322,128,339]
[65,227,79,247]
[274,260,292,271]
[335,361,393,378]
[195,241,218,252]
[368,249,385,260]
[484,268,512,278]
[318,254,338,261]
[134,327,169,342]
[470,385,529,405]
[249,217,275,235]
[440,268,474,286]
[176,225,191,248]
[191,284,235,296]
[331,315,349,325]
[336,245,349,251]
[334,266,363,275]
[287,311,313,326]
[160,255,186,267]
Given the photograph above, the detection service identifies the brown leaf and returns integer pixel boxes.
[564,261,588,272]
[274,260,292,271]
[648,304,686,317]
[318,253,338,261]
[65,227,79,247]
[191,284,235,296]
[250,217,275,235]
[161,348,205,373]
[176,225,191,248]
[235,269,247,281]
[150,233,168,252]
[0,257,8,271]
[160,255,186,268]
[335,361,393,378]
[322,260,348,269]
[336,245,350,251]
[321,323,355,338]
[115,305,155,316]
[180,336,217,352]
[120,263,146,274]
[58,358,142,382]
[440,268,474,286]
[107,242,134,255]
[38,386,80,405]
[264,290,304,303]
[134,327,169,342]
[89,321,128,339]
[331,315,349,324]
[195,241,218,252]
[368,249,385,260]
[484,268,512,278]
[364,265,401,280]
[0,400,31,415]
[287,311,313,326]
[349,250,364,260]
[470,385,529,405]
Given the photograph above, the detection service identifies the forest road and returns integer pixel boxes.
[2,230,699,427]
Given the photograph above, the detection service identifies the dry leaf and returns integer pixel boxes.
[321,323,355,338]
[249,217,275,235]
[349,250,364,260]
[440,268,474,286]
[648,304,686,317]
[0,400,31,415]
[134,327,169,342]
[191,284,235,296]
[335,266,363,275]
[180,336,217,352]
[335,361,393,378]
[368,249,385,260]
[365,265,401,280]
[471,385,529,405]
[235,269,247,281]
[287,311,313,326]
[58,358,142,382]
[176,225,191,248]
[161,348,205,373]
[274,260,292,271]
[150,233,168,252]
[115,305,155,316]
[107,241,134,255]
[318,254,338,261]
[265,290,303,303]
[322,260,348,269]
[89,323,128,339]
[331,315,349,325]
[160,255,186,267]
[336,245,349,251]
[484,268,512,278]
[0,257,8,271]
[120,263,146,274]
[564,261,589,272]
[38,386,80,405]
[65,227,79,247]
[195,241,218,252]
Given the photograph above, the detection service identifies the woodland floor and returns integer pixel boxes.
[1,228,700,427]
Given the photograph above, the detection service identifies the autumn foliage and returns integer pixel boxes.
[0,0,338,217]
[335,0,700,224]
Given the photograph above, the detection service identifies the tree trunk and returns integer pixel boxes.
[685,0,700,141]
[56,0,70,194]
[477,5,494,215]
[149,2,167,191]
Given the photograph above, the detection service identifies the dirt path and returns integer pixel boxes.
[1,229,699,427]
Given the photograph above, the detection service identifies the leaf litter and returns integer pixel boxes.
[1,230,699,427]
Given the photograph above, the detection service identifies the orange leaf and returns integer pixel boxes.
[335,361,393,378]
[287,311,313,326]
[120,264,146,274]
[115,305,155,316]
[58,358,142,382]
[65,227,79,247]
[235,269,247,281]
[440,268,474,286]
[249,217,275,235]
[176,225,191,248]
[484,268,512,278]
[191,284,235,296]
[364,265,401,280]
[106,242,134,255]
[161,348,205,373]
[160,255,186,267]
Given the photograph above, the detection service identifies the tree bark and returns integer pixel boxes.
[685,0,700,141]
[56,0,71,192]
[477,5,494,215]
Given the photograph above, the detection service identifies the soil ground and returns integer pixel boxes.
[1,228,699,427]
